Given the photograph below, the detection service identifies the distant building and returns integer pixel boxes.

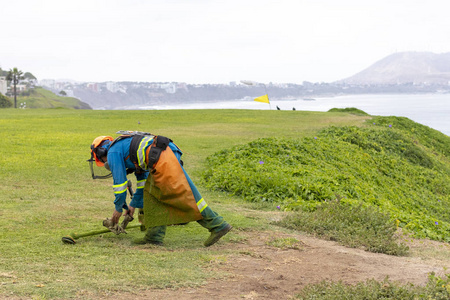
[87,83,99,92]
[0,76,7,95]
[16,84,27,92]
[160,83,177,94]
[23,77,37,87]
[177,82,188,91]
[54,82,67,91]
[39,79,56,89]
[106,81,118,93]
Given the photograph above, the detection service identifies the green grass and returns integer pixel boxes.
[266,237,304,250]
[0,108,368,299]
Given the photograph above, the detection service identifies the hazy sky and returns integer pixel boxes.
[1,0,448,84]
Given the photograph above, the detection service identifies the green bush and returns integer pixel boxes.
[328,107,370,116]
[369,116,450,158]
[203,117,450,242]
[277,201,409,255]
[296,272,450,299]
[0,93,12,108]
[320,125,437,169]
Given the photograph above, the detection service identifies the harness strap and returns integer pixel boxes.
[109,132,171,172]
[129,134,145,168]
[146,136,171,170]
[125,134,171,171]
[110,134,149,173]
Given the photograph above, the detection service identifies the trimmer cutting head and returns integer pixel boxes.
[62,236,76,244]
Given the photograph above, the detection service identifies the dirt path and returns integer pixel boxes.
[114,229,450,300]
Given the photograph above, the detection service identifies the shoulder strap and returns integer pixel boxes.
[129,135,145,167]
[147,136,172,169]
[109,135,131,149]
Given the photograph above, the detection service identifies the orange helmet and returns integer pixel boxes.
[91,136,113,167]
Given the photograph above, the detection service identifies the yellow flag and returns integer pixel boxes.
[254,94,270,104]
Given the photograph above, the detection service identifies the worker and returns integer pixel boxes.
[90,132,232,247]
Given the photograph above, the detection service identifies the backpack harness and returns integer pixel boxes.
[110,130,172,173]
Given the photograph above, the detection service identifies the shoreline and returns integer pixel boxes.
[108,93,449,136]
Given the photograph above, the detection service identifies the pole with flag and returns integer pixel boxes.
[254,94,271,109]
[241,80,271,110]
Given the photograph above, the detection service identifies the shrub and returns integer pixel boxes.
[369,116,450,158]
[0,93,12,108]
[320,125,437,169]
[296,272,450,299]
[328,107,370,116]
[203,117,450,241]
[277,201,409,255]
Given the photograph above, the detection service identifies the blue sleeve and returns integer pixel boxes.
[129,171,148,209]
[108,151,129,213]
[169,142,183,162]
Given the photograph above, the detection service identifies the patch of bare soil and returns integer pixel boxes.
[110,229,450,300]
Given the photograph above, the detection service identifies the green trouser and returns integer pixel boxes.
[144,205,228,243]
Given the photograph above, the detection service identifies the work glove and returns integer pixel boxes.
[120,215,134,230]
[103,218,127,235]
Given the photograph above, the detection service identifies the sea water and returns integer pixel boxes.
[134,94,449,136]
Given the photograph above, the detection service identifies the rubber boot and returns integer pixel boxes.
[133,225,166,245]
[204,223,233,247]
[197,206,229,233]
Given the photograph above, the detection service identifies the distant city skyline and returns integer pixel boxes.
[1,0,449,84]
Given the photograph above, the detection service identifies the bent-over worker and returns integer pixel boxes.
[90,132,232,247]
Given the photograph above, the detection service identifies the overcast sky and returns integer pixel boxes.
[1,0,448,84]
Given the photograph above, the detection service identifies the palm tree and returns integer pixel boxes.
[6,68,24,108]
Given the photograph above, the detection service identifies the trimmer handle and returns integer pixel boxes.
[127,181,134,198]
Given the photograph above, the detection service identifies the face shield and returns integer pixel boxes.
[89,139,113,179]
[88,156,112,179]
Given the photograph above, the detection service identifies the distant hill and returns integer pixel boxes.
[340,52,450,85]
[16,87,91,109]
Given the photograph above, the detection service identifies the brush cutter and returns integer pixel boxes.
[61,223,142,244]
[62,181,144,244]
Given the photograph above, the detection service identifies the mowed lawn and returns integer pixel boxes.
[0,108,369,299]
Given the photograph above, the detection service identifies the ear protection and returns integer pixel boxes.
[91,141,109,160]
[95,146,108,159]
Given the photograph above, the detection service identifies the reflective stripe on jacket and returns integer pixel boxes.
[107,137,149,212]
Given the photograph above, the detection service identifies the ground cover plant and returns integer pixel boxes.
[203,116,450,245]
[0,92,12,108]
[296,272,450,299]
[0,108,370,299]
[277,201,409,255]
[327,107,369,116]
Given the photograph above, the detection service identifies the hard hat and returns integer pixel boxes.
[91,136,113,167]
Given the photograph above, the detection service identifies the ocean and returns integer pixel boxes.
[132,94,449,136]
